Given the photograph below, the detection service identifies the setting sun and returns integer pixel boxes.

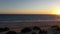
[52,10,60,15]
[56,10,60,15]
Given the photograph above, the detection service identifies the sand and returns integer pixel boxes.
[0,21,60,34]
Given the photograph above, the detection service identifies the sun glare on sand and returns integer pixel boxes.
[52,10,60,15]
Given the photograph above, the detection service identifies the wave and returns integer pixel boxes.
[0,20,60,23]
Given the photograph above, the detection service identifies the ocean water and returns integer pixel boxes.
[0,14,60,23]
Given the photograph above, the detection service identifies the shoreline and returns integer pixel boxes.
[0,20,60,23]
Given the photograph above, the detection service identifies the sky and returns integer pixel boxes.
[0,0,60,14]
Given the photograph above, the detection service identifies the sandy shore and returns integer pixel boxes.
[0,21,60,34]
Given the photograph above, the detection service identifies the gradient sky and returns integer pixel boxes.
[0,0,60,14]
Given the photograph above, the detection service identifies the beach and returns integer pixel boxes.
[0,21,60,34]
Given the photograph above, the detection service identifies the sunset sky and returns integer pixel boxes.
[0,0,60,14]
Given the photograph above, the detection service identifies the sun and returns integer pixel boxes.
[56,10,60,15]
[52,10,60,15]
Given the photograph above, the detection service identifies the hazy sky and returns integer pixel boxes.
[0,0,60,14]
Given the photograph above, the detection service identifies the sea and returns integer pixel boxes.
[0,14,60,23]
